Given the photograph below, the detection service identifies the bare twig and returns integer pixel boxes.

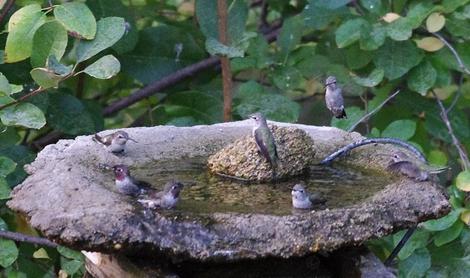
[217,0,233,122]
[446,74,463,114]
[384,226,417,267]
[348,90,401,132]
[0,87,43,111]
[0,230,58,248]
[431,90,470,170]
[259,0,269,31]
[0,0,15,25]
[433,33,470,75]
[320,137,426,165]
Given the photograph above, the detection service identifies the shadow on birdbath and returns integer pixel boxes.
[7,120,450,277]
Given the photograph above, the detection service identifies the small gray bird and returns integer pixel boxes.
[112,164,151,196]
[291,183,326,209]
[249,113,278,172]
[93,130,137,154]
[324,76,347,119]
[138,181,184,209]
[387,151,448,181]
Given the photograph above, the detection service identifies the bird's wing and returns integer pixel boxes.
[388,161,422,177]
[308,192,326,205]
[419,164,449,174]
[93,134,112,146]
[254,128,274,165]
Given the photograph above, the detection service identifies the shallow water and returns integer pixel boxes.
[127,159,392,216]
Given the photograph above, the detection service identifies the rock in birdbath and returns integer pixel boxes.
[207,126,316,181]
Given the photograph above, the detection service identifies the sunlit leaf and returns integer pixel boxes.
[456,171,470,191]
[30,68,62,89]
[33,248,50,259]
[82,55,120,79]
[416,37,444,52]
[54,2,96,40]
[31,20,68,68]
[382,13,401,22]
[5,4,46,63]
[426,13,446,33]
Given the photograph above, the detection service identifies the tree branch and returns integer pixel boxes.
[348,90,401,132]
[218,0,233,122]
[0,0,15,25]
[0,230,58,248]
[320,137,427,165]
[433,32,470,75]
[431,90,470,171]
[0,87,43,111]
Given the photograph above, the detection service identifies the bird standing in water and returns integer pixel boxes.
[138,181,184,209]
[111,164,151,196]
[249,113,278,175]
[387,151,448,181]
[324,76,347,119]
[93,130,137,154]
[291,183,326,209]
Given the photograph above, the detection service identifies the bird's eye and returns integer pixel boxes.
[118,135,124,138]
[118,168,122,172]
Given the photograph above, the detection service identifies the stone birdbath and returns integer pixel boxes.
[7,120,450,277]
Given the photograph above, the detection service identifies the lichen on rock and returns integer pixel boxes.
[207,125,316,182]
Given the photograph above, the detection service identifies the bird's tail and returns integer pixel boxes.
[427,166,449,174]
[335,109,347,119]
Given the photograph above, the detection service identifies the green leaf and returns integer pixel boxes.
[47,93,96,135]
[61,259,83,276]
[456,170,470,191]
[360,23,386,50]
[0,156,16,177]
[315,0,350,9]
[0,239,18,268]
[0,146,35,187]
[393,229,430,260]
[76,17,126,62]
[335,18,369,48]
[303,1,348,30]
[47,56,72,76]
[427,150,448,166]
[30,68,62,89]
[0,177,11,200]
[4,4,46,63]
[82,55,120,79]
[57,246,83,261]
[442,0,470,13]
[278,16,304,63]
[0,73,11,95]
[434,220,464,247]
[398,248,431,278]
[351,68,384,87]
[406,2,435,28]
[331,106,364,130]
[195,0,248,43]
[407,61,437,95]
[205,38,244,58]
[164,90,223,124]
[54,2,96,40]
[0,103,46,129]
[386,18,413,41]
[422,209,462,231]
[360,0,384,14]
[234,81,300,122]
[373,39,424,80]
[345,44,374,70]
[31,20,68,68]
[271,66,303,91]
[381,119,417,140]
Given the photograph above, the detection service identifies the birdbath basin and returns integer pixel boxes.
[7,121,450,266]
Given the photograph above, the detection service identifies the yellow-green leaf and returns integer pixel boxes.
[54,2,96,40]
[30,68,63,89]
[426,13,445,33]
[416,37,444,52]
[5,4,46,63]
[456,170,470,191]
[33,248,50,259]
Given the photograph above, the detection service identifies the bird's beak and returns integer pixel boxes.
[128,137,138,143]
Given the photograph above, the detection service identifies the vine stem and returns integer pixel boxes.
[0,87,43,111]
[320,137,427,165]
[0,230,58,248]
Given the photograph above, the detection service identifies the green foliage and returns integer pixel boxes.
[54,2,97,40]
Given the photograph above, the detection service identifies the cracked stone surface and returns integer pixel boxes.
[7,120,450,262]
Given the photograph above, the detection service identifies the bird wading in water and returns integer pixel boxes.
[138,181,184,209]
[291,183,326,210]
[386,151,448,181]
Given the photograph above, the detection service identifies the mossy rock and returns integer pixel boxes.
[207,125,316,182]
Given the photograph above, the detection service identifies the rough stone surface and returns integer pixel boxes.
[207,126,316,181]
[7,120,450,263]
